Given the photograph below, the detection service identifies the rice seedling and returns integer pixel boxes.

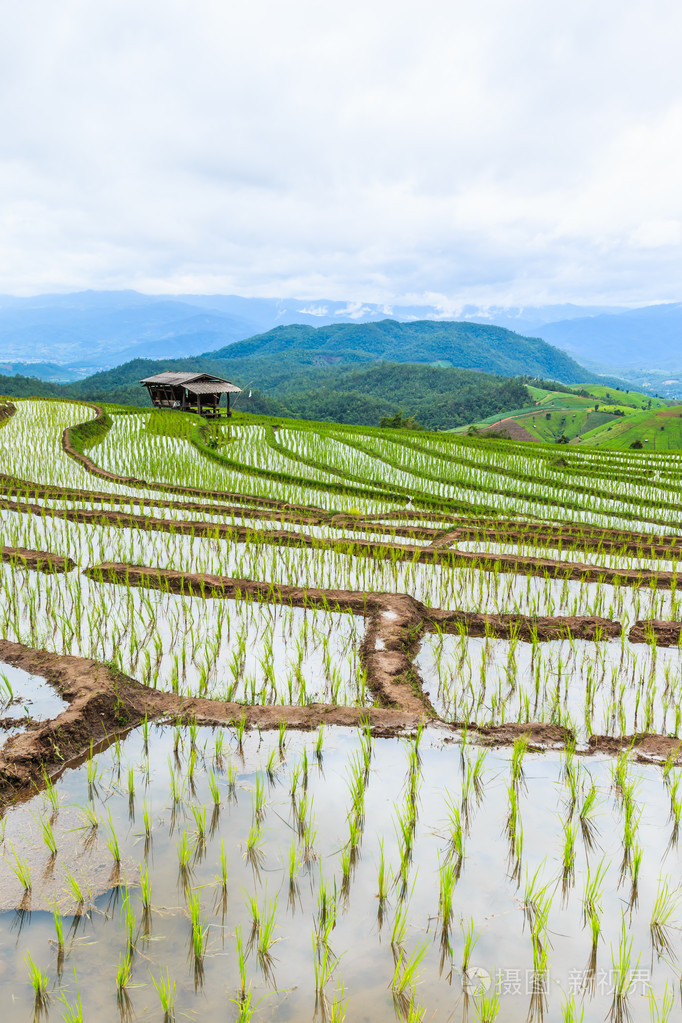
[105,809,121,865]
[561,992,585,1022]
[151,967,176,1021]
[582,857,607,928]
[648,980,675,1023]
[192,802,207,844]
[38,813,58,857]
[139,860,152,909]
[472,969,500,1022]
[0,671,13,706]
[64,869,85,907]
[42,769,59,811]
[53,895,64,946]
[376,838,390,909]
[218,837,228,890]
[650,877,681,957]
[609,915,641,1022]
[230,987,264,1023]
[257,894,279,959]
[177,829,194,882]
[9,845,31,891]
[578,778,601,846]
[60,987,84,1023]
[116,949,133,992]
[443,789,464,863]
[228,923,246,999]
[313,934,340,993]
[438,854,458,928]
[142,799,153,838]
[328,977,348,1023]
[511,734,528,784]
[234,712,247,749]
[188,888,209,962]
[561,819,578,885]
[254,772,266,818]
[244,822,264,866]
[25,952,50,1011]
[460,916,480,976]
[391,938,429,995]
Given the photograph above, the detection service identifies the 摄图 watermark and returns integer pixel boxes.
[462,966,652,997]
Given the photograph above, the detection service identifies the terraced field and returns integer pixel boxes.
[0,397,681,1021]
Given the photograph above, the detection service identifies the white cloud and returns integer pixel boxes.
[334,302,374,319]
[0,0,681,305]
[298,305,329,316]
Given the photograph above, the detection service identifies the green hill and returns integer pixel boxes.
[0,318,615,432]
[0,361,530,432]
[455,380,675,446]
[206,319,602,383]
[578,406,682,449]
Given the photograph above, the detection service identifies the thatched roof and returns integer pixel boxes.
[185,380,241,395]
[140,371,241,393]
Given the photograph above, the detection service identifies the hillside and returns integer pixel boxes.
[206,319,601,383]
[0,317,616,431]
[0,361,530,431]
[578,405,682,449]
[457,381,672,446]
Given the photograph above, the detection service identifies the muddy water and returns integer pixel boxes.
[0,725,677,1021]
[0,662,67,745]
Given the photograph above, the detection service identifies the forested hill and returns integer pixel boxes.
[0,318,619,430]
[0,361,529,431]
[208,319,597,383]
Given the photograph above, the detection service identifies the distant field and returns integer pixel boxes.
[463,381,678,448]
[579,405,682,449]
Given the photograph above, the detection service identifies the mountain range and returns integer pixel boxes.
[0,318,630,431]
[0,289,656,380]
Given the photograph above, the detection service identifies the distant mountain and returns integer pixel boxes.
[0,361,82,383]
[204,319,607,385]
[0,318,624,431]
[0,288,628,373]
[537,303,682,375]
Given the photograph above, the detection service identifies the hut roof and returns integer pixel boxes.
[140,371,241,393]
[185,380,242,395]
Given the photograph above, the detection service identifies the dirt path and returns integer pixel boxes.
[86,562,621,642]
[1,546,75,573]
[0,640,677,809]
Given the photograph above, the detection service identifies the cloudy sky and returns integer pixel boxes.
[1,0,681,308]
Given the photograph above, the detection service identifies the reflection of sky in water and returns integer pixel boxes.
[0,726,675,1021]
[0,661,67,745]
[416,633,682,740]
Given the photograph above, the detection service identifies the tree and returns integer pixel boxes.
[379,411,423,430]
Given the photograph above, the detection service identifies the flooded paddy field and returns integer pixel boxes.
[1,397,682,1020]
[1,725,680,1022]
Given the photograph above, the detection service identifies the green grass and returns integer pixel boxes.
[457,380,678,449]
[579,406,682,449]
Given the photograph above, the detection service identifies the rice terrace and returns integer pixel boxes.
[2,394,682,1023]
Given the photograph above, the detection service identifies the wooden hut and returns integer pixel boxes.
[140,372,242,417]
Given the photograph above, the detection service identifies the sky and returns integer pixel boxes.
[1,0,681,309]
